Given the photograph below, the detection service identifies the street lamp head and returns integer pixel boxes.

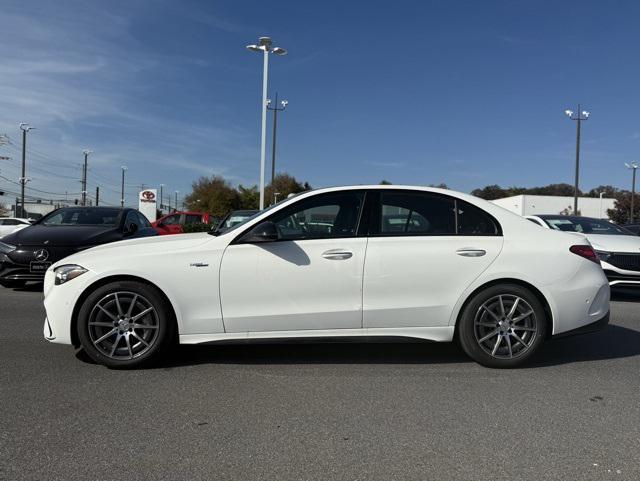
[258,37,272,47]
[627,162,639,169]
[272,47,287,55]
[121,165,127,171]
[564,110,573,117]
[266,99,272,105]
[582,110,590,118]
[281,99,289,108]
[246,44,262,52]
[83,149,93,156]
[19,122,35,131]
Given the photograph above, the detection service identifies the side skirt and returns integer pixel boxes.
[180,326,455,345]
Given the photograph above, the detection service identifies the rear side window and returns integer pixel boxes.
[380,192,455,235]
[374,191,500,236]
[185,214,202,224]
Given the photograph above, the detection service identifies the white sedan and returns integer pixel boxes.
[526,215,640,287]
[0,217,31,238]
[43,186,610,368]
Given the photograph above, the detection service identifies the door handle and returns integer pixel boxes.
[322,249,353,260]
[456,248,486,257]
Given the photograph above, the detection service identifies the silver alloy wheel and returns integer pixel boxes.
[88,291,159,360]
[473,294,538,359]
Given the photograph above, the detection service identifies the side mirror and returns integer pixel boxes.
[240,221,279,243]
[125,222,138,235]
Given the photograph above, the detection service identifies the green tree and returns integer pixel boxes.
[237,184,259,210]
[586,185,621,198]
[471,184,508,200]
[184,175,240,218]
[265,173,310,205]
[607,192,640,224]
[379,179,392,185]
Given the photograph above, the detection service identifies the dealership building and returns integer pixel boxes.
[491,195,617,220]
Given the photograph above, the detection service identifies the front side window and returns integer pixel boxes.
[268,192,364,241]
[124,211,141,230]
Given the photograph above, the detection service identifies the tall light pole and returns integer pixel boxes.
[19,123,35,218]
[159,184,164,211]
[564,106,589,215]
[81,149,92,206]
[267,93,288,186]
[626,162,638,223]
[174,191,179,212]
[120,166,127,208]
[246,36,287,210]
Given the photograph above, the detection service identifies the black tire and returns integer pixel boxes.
[77,281,175,368]
[0,280,27,289]
[458,284,547,368]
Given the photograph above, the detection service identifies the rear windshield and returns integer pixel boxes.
[542,217,634,236]
[41,208,121,227]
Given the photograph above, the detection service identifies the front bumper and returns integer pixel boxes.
[0,258,46,282]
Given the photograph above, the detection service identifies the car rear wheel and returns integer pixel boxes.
[458,284,547,368]
[77,281,175,368]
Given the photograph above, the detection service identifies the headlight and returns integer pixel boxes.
[0,241,16,254]
[54,264,88,285]
[595,251,611,262]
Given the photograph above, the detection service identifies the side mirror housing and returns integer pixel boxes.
[239,221,279,243]
[124,222,138,235]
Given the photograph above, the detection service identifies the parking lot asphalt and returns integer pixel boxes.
[1,286,639,481]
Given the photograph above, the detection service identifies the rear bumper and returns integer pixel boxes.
[552,310,610,339]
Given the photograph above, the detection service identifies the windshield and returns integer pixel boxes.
[40,208,121,227]
[541,217,634,236]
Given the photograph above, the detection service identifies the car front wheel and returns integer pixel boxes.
[458,284,547,368]
[77,281,175,368]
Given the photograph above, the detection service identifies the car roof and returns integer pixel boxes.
[536,215,608,222]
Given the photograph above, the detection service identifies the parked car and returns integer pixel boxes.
[42,186,609,369]
[526,215,640,287]
[0,217,31,239]
[622,224,640,235]
[212,210,259,235]
[152,211,212,235]
[0,207,156,288]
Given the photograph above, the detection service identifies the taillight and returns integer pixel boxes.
[569,245,600,264]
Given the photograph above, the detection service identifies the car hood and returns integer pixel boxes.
[585,234,640,253]
[58,232,216,268]
[2,224,117,247]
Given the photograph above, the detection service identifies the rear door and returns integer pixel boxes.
[363,190,504,328]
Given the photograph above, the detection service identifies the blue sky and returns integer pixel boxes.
[1,0,640,207]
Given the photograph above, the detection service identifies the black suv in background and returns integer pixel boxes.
[0,207,156,288]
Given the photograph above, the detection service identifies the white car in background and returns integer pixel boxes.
[42,186,610,369]
[0,217,31,239]
[526,215,640,287]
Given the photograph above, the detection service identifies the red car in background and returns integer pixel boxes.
[152,211,212,235]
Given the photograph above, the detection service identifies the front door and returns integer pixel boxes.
[220,191,367,332]
[363,190,504,328]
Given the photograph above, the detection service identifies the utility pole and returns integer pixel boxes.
[120,166,127,208]
[626,162,639,223]
[267,92,288,187]
[81,150,92,206]
[19,123,35,218]
[174,191,179,213]
[564,106,589,215]
[159,184,164,211]
[95,186,100,206]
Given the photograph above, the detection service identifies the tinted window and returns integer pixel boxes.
[137,212,151,228]
[185,214,202,224]
[379,192,456,235]
[543,217,634,236]
[162,214,181,225]
[269,192,364,240]
[457,200,499,235]
[124,211,141,230]
[41,208,120,226]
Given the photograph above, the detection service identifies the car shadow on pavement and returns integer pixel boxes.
[147,323,640,369]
